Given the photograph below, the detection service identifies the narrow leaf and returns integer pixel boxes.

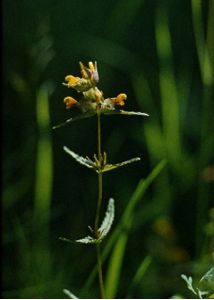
[102,157,141,173]
[103,109,149,117]
[52,112,95,129]
[105,231,128,299]
[59,235,97,244]
[75,235,97,244]
[63,146,96,170]
[198,268,214,298]
[129,255,152,294]
[75,198,115,244]
[63,289,78,299]
[199,267,214,283]
[98,198,115,239]
[59,237,74,243]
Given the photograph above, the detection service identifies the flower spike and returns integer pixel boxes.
[53,61,149,129]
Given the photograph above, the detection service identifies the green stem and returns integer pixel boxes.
[94,111,103,233]
[94,110,105,298]
[96,243,105,299]
[95,171,103,234]
[97,110,102,160]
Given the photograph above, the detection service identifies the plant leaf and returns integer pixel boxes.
[75,235,97,244]
[170,295,184,299]
[128,255,152,296]
[198,268,214,298]
[60,198,114,245]
[63,289,78,299]
[197,289,209,299]
[98,198,115,240]
[53,109,148,130]
[59,237,73,243]
[63,146,96,170]
[199,268,214,283]
[181,274,197,295]
[103,109,149,117]
[59,235,97,245]
[52,112,95,129]
[75,198,115,244]
[102,157,141,173]
[82,159,167,292]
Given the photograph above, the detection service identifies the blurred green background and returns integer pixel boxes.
[3,0,214,298]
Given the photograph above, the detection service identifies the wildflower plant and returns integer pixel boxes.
[181,268,214,299]
[53,61,149,298]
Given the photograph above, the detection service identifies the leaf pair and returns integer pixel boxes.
[52,109,149,130]
[181,268,214,299]
[63,146,141,173]
[59,198,115,245]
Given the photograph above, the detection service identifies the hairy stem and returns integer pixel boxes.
[94,110,105,298]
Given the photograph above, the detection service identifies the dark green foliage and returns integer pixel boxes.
[3,0,214,298]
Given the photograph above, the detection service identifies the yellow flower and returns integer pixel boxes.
[53,61,149,129]
[64,75,80,87]
[79,62,89,79]
[63,61,99,93]
[112,93,127,106]
[64,96,78,109]
[79,61,98,82]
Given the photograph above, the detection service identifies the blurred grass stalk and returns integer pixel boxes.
[104,160,166,298]
[191,0,214,256]
[155,6,182,171]
[34,84,53,225]
[139,0,213,260]
[33,83,53,293]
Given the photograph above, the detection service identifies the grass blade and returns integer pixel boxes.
[128,255,152,297]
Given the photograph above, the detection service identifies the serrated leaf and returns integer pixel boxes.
[103,109,149,117]
[63,289,78,299]
[59,235,97,245]
[102,157,141,173]
[63,146,96,170]
[74,198,115,244]
[75,235,97,244]
[60,199,115,244]
[181,274,197,295]
[98,198,115,240]
[52,112,95,129]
